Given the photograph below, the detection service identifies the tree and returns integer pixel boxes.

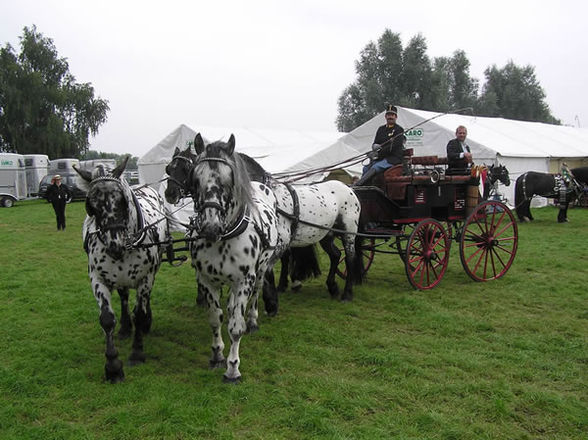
[336,31,478,131]
[477,61,559,124]
[0,25,109,157]
[446,50,479,111]
[336,30,404,132]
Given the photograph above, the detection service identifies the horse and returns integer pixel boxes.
[164,146,318,305]
[186,134,290,383]
[74,157,169,383]
[484,163,511,200]
[237,154,364,302]
[514,166,588,223]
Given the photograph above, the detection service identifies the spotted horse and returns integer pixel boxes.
[164,146,318,313]
[74,157,169,383]
[186,134,291,383]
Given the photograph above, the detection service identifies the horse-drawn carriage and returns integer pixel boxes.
[345,149,518,290]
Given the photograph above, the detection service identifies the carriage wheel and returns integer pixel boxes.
[459,201,518,281]
[405,219,450,290]
[336,237,376,279]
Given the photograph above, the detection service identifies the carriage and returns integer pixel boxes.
[343,149,518,290]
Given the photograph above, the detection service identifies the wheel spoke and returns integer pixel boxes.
[460,201,518,282]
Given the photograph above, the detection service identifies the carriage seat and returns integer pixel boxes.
[410,155,448,166]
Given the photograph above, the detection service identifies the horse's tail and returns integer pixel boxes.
[350,234,365,285]
[514,174,528,220]
[289,245,321,281]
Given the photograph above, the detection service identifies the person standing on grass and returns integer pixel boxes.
[46,175,71,230]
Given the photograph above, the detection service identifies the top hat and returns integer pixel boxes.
[385,105,398,115]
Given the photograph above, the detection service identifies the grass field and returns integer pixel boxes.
[0,199,586,439]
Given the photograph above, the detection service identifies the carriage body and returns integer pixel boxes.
[348,153,518,290]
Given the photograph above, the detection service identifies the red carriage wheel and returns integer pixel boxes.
[336,237,376,279]
[405,219,450,290]
[459,200,518,281]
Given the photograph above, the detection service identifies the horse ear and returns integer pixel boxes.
[174,147,180,156]
[73,164,93,183]
[194,133,205,154]
[226,134,236,155]
[112,156,129,178]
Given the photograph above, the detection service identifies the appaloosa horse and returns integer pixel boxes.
[515,166,588,222]
[75,157,169,383]
[186,134,290,382]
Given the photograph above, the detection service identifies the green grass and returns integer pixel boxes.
[1,199,586,439]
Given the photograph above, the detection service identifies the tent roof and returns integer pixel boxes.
[287,106,588,177]
[406,108,588,158]
[138,124,343,174]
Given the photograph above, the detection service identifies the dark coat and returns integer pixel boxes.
[446,138,471,171]
[46,183,72,205]
[373,123,406,165]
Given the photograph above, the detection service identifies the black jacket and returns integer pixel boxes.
[446,138,471,171]
[46,183,72,204]
[373,124,406,165]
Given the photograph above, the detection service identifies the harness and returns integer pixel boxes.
[83,177,148,253]
[188,156,274,249]
[165,154,194,199]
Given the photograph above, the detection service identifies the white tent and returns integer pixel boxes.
[290,107,588,206]
[138,124,343,229]
[138,124,343,187]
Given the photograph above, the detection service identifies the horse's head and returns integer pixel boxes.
[75,157,133,259]
[190,133,252,241]
[165,146,196,204]
[491,164,511,187]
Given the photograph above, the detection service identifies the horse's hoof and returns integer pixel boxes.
[105,362,125,384]
[128,352,146,366]
[247,323,260,334]
[209,359,227,369]
[291,281,302,292]
[341,296,353,303]
[223,374,241,384]
[265,302,278,317]
[558,219,569,223]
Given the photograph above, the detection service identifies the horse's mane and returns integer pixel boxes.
[204,140,254,208]
[238,153,272,183]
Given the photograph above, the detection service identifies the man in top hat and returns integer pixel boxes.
[46,174,72,230]
[355,104,406,185]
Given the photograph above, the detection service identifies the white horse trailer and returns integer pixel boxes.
[50,158,80,174]
[0,153,27,207]
[79,159,117,172]
[24,154,50,197]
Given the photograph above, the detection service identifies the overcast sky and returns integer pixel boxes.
[2,0,587,157]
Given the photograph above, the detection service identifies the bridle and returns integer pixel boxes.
[85,176,145,250]
[189,156,249,239]
[165,154,194,199]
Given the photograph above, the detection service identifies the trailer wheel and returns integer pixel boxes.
[1,197,14,208]
[405,219,450,290]
[459,200,518,281]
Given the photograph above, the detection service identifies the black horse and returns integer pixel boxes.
[484,164,511,200]
[515,166,588,222]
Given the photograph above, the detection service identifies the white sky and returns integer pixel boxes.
[1,0,587,157]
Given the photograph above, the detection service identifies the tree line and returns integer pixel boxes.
[1,26,561,155]
[336,30,559,132]
[0,26,109,158]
